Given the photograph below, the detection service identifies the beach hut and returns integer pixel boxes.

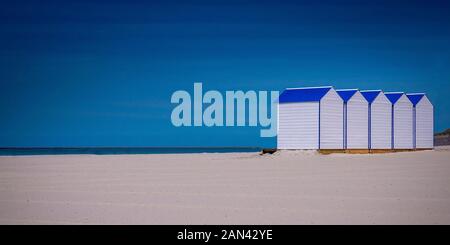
[385,92,414,149]
[360,90,392,150]
[407,93,434,149]
[336,89,368,150]
[277,86,344,150]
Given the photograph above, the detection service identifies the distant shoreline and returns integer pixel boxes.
[0,147,263,156]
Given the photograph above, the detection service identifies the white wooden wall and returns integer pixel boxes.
[277,102,319,149]
[320,89,344,149]
[393,95,413,149]
[415,96,434,149]
[346,91,369,149]
[370,93,392,149]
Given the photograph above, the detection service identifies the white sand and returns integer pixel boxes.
[1,147,450,225]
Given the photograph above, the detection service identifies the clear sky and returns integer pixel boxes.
[1,0,449,147]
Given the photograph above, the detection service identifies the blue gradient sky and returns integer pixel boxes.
[1,0,449,147]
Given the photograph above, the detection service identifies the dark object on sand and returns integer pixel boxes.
[261,148,277,154]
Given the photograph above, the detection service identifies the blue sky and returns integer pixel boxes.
[1,0,449,147]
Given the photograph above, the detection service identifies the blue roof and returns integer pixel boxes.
[385,92,404,104]
[336,89,358,102]
[278,86,332,103]
[406,93,425,106]
[360,90,381,104]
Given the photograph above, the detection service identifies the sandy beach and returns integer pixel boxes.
[1,147,450,225]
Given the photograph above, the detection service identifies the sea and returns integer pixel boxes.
[0,147,262,156]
